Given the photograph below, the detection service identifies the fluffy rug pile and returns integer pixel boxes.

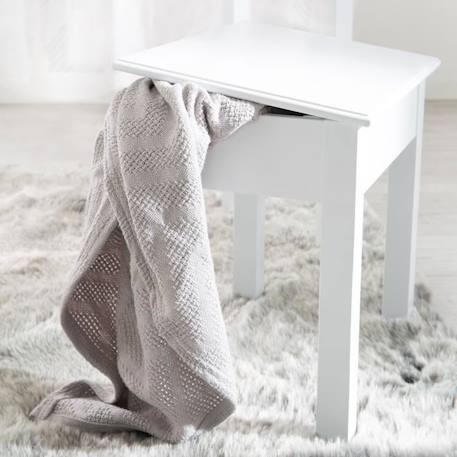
[1,165,457,457]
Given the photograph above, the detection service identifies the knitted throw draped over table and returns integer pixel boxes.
[31,78,260,442]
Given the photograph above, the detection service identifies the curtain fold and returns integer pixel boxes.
[0,0,335,103]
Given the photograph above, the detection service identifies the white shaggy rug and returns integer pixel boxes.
[1,164,457,457]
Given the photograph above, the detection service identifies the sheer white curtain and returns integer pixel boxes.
[0,0,335,103]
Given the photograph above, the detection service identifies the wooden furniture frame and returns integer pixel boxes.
[114,0,439,440]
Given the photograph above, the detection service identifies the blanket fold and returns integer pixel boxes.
[31,78,259,442]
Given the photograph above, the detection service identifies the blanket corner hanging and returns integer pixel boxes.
[31,78,260,443]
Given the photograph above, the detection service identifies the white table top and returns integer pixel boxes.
[114,22,440,126]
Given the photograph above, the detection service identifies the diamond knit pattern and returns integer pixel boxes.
[30,78,259,443]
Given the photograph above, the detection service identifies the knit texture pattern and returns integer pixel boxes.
[30,78,259,442]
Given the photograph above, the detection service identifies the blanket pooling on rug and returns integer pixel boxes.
[31,78,259,442]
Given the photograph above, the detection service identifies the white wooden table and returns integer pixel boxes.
[114,21,439,440]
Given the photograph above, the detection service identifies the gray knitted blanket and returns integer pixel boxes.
[31,78,259,442]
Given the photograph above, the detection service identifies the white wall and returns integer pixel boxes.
[251,0,335,35]
[254,0,457,100]
[354,0,457,99]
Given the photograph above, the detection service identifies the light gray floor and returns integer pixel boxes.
[0,102,456,328]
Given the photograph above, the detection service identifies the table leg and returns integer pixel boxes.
[316,122,363,440]
[221,191,234,211]
[233,193,265,298]
[383,83,426,319]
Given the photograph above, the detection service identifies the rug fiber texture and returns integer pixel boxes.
[1,165,457,457]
